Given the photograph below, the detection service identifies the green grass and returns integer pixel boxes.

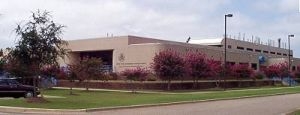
[0,86,300,109]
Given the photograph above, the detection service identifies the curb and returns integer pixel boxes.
[0,92,299,113]
[0,106,85,113]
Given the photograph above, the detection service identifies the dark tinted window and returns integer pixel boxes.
[228,45,232,49]
[0,79,7,85]
[237,46,244,50]
[246,48,253,51]
[7,79,19,85]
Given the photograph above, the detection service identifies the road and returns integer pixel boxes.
[2,93,300,115]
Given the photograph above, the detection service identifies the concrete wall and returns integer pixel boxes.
[60,35,300,72]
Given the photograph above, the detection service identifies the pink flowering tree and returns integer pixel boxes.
[69,57,103,91]
[121,67,149,82]
[152,50,185,90]
[184,52,209,88]
[263,62,288,79]
[121,67,149,93]
[263,62,289,86]
[205,59,222,87]
[232,64,254,87]
[232,64,254,79]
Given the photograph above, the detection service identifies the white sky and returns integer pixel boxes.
[0,0,300,57]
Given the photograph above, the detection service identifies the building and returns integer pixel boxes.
[60,35,300,72]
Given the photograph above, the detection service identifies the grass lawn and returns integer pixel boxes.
[0,86,300,109]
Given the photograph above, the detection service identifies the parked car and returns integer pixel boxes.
[0,78,40,98]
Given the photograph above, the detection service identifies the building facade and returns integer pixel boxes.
[59,35,300,72]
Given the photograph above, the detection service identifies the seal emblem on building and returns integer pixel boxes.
[118,53,125,62]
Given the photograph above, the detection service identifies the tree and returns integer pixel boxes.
[232,64,254,87]
[152,50,185,90]
[69,57,103,91]
[205,59,222,87]
[121,67,149,93]
[263,62,289,86]
[184,52,208,88]
[232,64,254,79]
[40,65,60,88]
[8,10,67,97]
[263,63,288,79]
[65,65,79,95]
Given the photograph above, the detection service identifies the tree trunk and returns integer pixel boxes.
[196,78,199,89]
[69,80,73,95]
[167,79,171,91]
[193,78,196,89]
[215,76,220,88]
[33,76,37,97]
[85,80,89,91]
[131,80,135,93]
[223,78,227,91]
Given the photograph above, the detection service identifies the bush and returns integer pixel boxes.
[253,71,266,80]
[232,64,254,79]
[121,67,149,82]
[147,75,158,81]
[109,72,119,80]
[293,71,300,78]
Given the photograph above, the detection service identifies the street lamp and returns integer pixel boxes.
[288,34,294,86]
[288,34,294,71]
[224,14,233,90]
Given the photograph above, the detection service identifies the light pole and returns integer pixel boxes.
[288,34,294,86]
[224,14,233,90]
[288,34,294,71]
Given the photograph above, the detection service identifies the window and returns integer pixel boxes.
[226,62,235,66]
[270,52,275,54]
[292,66,296,71]
[237,46,244,50]
[283,54,287,56]
[246,48,253,51]
[239,63,248,66]
[0,80,7,85]
[255,49,261,53]
[263,50,269,53]
[277,53,282,55]
[228,45,232,49]
[251,63,257,70]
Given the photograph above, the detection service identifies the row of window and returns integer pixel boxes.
[230,45,291,56]
[226,62,297,71]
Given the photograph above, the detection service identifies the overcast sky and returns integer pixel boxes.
[0,0,300,56]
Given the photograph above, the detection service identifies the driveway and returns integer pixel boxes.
[2,93,300,115]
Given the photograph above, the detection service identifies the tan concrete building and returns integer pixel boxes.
[60,35,300,72]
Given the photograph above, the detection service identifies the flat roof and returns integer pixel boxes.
[188,38,223,45]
